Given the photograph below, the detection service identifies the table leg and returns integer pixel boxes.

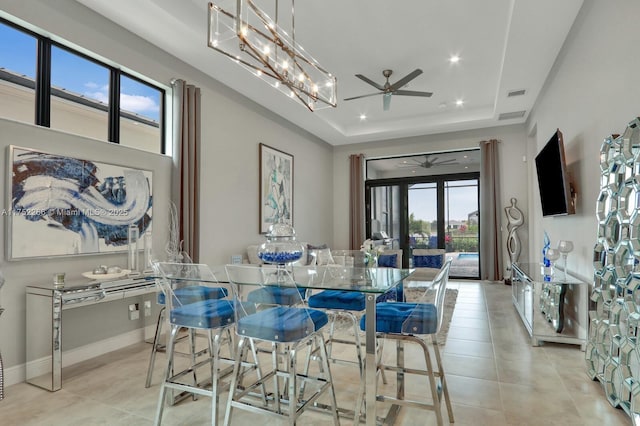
[365,294,377,426]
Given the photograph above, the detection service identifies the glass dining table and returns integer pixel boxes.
[179,263,414,425]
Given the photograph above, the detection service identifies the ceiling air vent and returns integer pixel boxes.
[507,89,526,97]
[498,110,526,120]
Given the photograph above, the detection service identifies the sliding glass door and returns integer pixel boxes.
[365,173,480,279]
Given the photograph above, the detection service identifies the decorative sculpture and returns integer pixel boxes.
[505,197,524,267]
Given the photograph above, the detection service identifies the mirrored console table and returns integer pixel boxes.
[511,263,588,350]
[26,275,156,391]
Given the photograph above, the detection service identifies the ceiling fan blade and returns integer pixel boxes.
[433,159,458,165]
[344,92,384,101]
[390,69,423,90]
[394,89,433,97]
[355,74,384,90]
[397,163,422,168]
[383,93,391,111]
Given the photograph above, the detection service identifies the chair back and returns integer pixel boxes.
[225,264,316,342]
[377,249,403,268]
[402,258,452,334]
[153,262,230,329]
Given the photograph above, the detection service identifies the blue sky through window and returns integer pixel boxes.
[0,22,160,122]
[0,22,36,78]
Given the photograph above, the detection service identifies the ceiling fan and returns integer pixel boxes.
[397,155,458,169]
[344,69,433,111]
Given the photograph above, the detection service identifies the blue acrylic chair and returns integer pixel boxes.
[359,258,454,425]
[152,262,263,425]
[224,264,339,425]
[145,276,228,388]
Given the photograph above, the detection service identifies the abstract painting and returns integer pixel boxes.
[8,146,153,259]
[259,143,293,234]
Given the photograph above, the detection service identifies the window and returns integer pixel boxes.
[119,74,163,153]
[51,46,110,141]
[0,17,165,154]
[0,21,37,123]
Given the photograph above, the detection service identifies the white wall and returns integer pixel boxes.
[526,0,640,282]
[332,124,530,271]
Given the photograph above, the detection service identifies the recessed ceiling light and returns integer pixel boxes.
[449,55,460,64]
[438,102,447,109]
[455,99,464,107]
[359,114,367,121]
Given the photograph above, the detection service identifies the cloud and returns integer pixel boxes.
[81,83,159,117]
[120,93,159,115]
[85,91,108,104]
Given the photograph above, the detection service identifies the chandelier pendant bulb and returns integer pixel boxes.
[208,0,336,111]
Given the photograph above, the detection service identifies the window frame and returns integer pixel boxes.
[0,17,166,154]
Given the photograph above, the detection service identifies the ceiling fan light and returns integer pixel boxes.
[383,93,391,111]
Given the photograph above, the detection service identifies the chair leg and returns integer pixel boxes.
[419,337,443,426]
[287,346,297,425]
[224,337,248,426]
[431,334,454,423]
[245,338,268,406]
[154,324,180,425]
[272,341,282,414]
[145,307,165,388]
[208,329,222,425]
[317,334,340,425]
[378,337,388,385]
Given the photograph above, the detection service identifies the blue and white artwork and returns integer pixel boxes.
[259,143,293,234]
[9,146,152,259]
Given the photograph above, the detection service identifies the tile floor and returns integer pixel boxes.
[0,281,630,425]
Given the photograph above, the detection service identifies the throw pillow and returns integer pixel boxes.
[378,253,398,268]
[414,254,443,268]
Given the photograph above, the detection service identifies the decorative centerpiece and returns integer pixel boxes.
[258,221,304,265]
[361,238,382,267]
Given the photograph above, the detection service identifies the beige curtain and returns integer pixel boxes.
[479,139,503,281]
[349,154,365,250]
[171,79,201,262]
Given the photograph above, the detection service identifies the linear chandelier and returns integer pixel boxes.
[208,0,337,112]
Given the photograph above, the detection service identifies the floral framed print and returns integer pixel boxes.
[259,143,293,234]
[7,145,153,259]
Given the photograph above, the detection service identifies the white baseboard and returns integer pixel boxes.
[4,324,156,388]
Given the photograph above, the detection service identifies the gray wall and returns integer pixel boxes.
[525,0,640,282]
[0,118,172,369]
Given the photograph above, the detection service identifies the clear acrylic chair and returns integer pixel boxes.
[224,264,340,425]
[153,262,262,425]
[359,258,454,425]
[306,251,403,390]
[145,254,229,388]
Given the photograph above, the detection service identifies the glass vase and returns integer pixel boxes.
[127,224,139,271]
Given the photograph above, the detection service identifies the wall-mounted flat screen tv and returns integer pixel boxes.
[535,129,575,217]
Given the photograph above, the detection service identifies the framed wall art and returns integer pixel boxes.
[259,143,293,234]
[7,146,153,260]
